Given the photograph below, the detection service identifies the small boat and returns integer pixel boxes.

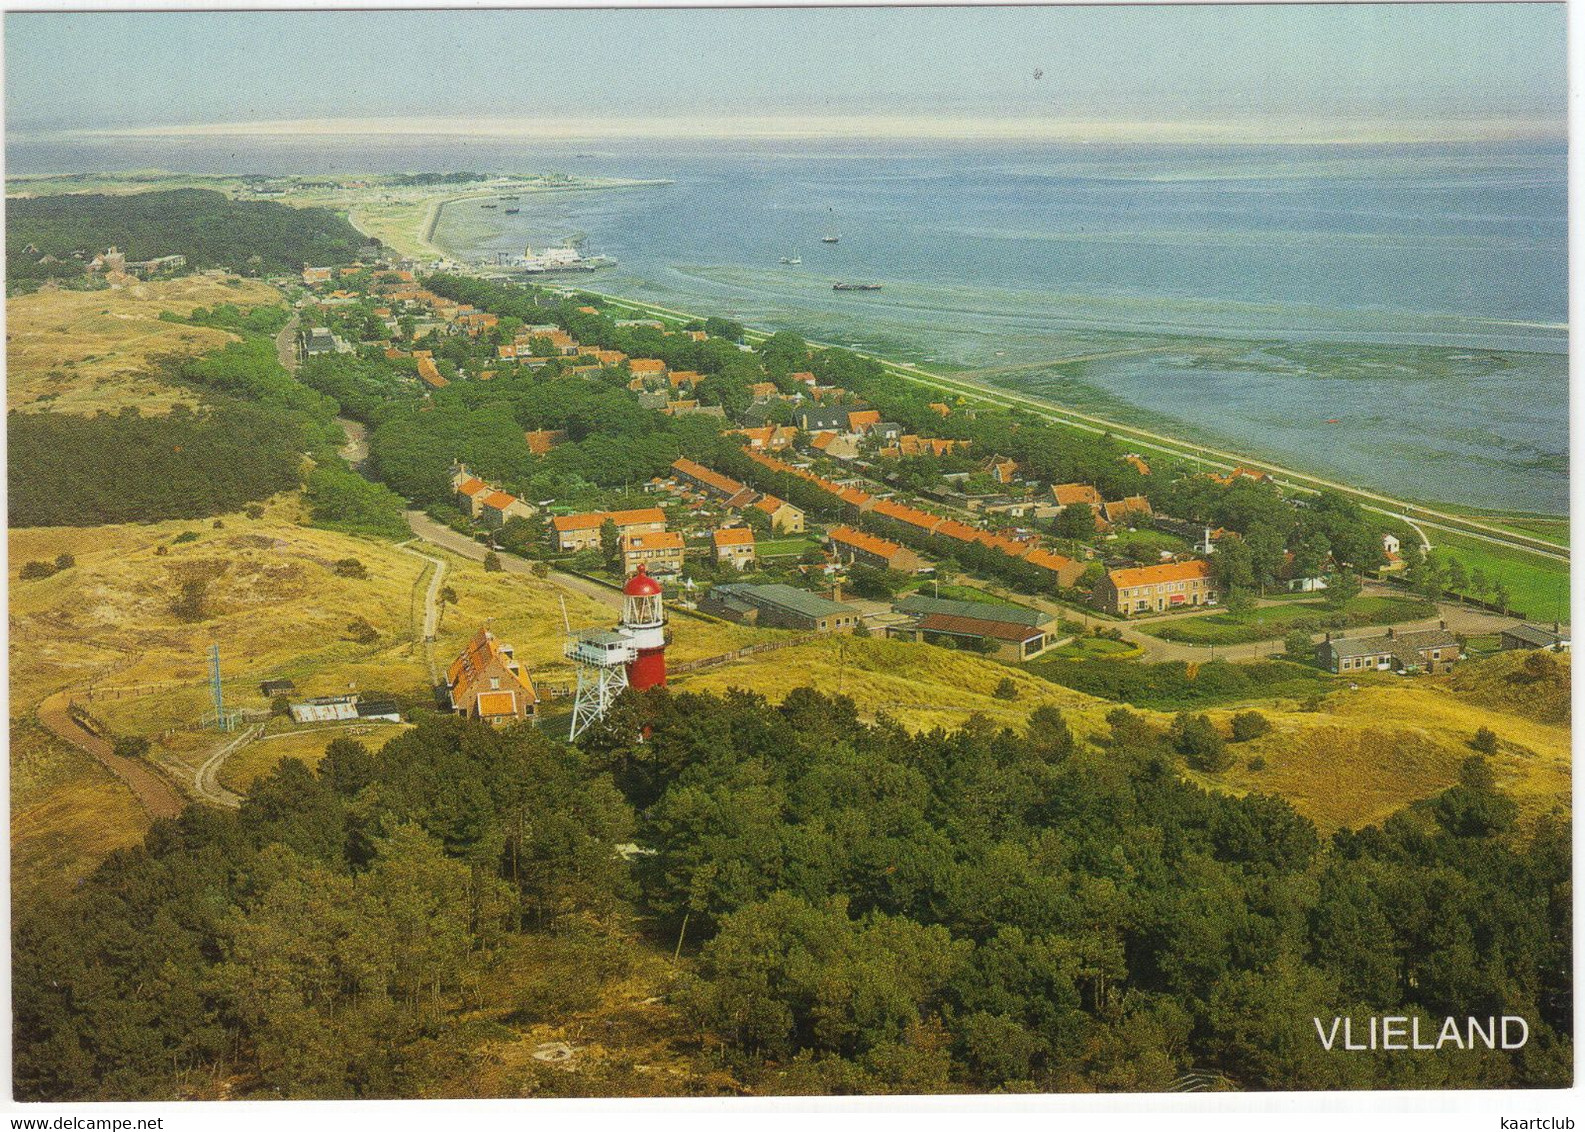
[821,234,840,244]
[1325,418,1341,424]
[500,195,519,201]
[505,207,520,214]
[833,282,882,291]
[780,256,802,265]
[481,203,497,209]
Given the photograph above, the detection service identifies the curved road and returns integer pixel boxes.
[193,725,260,809]
[37,692,186,820]
[405,511,622,612]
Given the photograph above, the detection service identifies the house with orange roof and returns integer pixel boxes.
[845,409,882,434]
[730,424,797,451]
[480,489,534,528]
[446,627,539,724]
[416,356,448,389]
[552,507,668,552]
[712,527,757,570]
[827,525,923,574]
[301,266,335,286]
[1022,547,1085,589]
[748,381,779,401]
[1209,465,1271,487]
[621,530,685,576]
[669,370,701,389]
[984,454,1020,485]
[790,372,817,386]
[1094,559,1217,617]
[871,499,944,537]
[385,347,410,361]
[1052,483,1104,509]
[628,358,667,382]
[1101,496,1153,527]
[524,429,568,456]
[453,475,491,518]
[672,457,750,501]
[753,494,806,533]
[577,305,601,315]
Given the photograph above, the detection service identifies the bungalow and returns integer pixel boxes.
[891,595,1056,662]
[1317,626,1462,675]
[712,527,757,570]
[447,627,539,724]
[621,530,686,576]
[827,525,924,574]
[1094,559,1217,617]
[552,507,668,552]
[984,455,1019,485]
[1500,623,1570,652]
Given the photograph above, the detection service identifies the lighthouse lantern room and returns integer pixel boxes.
[565,564,669,740]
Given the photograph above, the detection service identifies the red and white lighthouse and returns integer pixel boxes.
[620,564,668,690]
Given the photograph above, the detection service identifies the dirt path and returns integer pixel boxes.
[396,539,448,684]
[337,416,369,466]
[192,724,260,809]
[37,691,186,820]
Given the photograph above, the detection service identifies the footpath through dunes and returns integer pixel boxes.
[36,691,185,820]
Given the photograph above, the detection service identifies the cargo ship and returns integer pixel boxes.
[832,282,882,291]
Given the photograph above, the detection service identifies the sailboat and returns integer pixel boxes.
[821,206,840,243]
[780,255,802,265]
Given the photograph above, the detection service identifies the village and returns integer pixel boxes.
[211,252,1570,741]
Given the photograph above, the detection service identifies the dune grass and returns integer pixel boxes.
[6,275,283,415]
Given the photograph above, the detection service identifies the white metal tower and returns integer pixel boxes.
[565,630,638,741]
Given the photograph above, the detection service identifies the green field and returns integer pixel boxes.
[756,536,820,557]
[1429,531,1570,624]
[1143,595,1438,646]
[1049,636,1142,660]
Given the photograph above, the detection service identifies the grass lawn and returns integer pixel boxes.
[1144,595,1437,646]
[1429,531,1570,624]
[756,536,819,557]
[1050,636,1142,660]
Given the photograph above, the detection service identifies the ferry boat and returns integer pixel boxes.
[832,282,882,291]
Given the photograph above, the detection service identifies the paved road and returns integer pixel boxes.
[274,313,300,373]
[37,691,186,820]
[405,511,622,613]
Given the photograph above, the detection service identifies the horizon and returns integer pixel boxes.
[5,5,1566,146]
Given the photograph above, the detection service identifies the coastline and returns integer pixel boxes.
[359,200,1568,539]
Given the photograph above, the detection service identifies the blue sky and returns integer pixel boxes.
[4,4,1567,139]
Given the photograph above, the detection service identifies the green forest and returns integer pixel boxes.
[6,189,366,289]
[14,690,1571,1098]
[7,403,308,527]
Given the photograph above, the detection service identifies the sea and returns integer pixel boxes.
[9,133,1569,514]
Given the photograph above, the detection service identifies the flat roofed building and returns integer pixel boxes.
[701,582,860,633]
[907,612,1054,662]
